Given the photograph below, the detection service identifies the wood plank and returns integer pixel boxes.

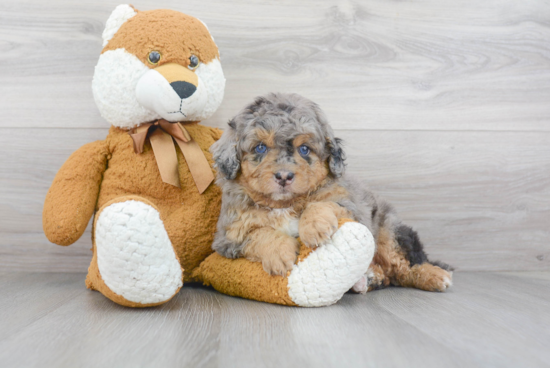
[341,130,550,271]
[372,272,550,367]
[0,273,86,341]
[0,232,92,273]
[1,128,548,272]
[0,128,108,236]
[0,272,548,367]
[0,0,549,130]
[498,271,550,281]
[0,273,467,368]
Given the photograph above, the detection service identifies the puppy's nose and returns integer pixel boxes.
[275,171,295,187]
[170,81,196,99]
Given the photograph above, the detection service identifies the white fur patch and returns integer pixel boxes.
[192,58,226,120]
[135,58,225,122]
[270,208,299,238]
[95,200,183,304]
[135,68,208,122]
[102,5,137,47]
[93,49,159,128]
[351,274,368,294]
[134,58,225,122]
[287,222,375,307]
[440,274,453,291]
[93,50,225,128]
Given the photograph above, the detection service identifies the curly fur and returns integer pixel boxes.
[211,93,453,290]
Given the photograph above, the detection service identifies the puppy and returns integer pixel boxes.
[210,93,453,292]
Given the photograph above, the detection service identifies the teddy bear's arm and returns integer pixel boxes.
[43,140,109,246]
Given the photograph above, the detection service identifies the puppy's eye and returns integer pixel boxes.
[298,145,310,156]
[189,55,200,70]
[148,51,161,65]
[255,143,267,154]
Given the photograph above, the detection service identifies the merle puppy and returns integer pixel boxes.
[210,93,452,292]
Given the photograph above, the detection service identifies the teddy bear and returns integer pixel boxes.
[43,5,375,308]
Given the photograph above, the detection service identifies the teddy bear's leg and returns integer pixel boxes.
[86,197,183,307]
[195,220,375,307]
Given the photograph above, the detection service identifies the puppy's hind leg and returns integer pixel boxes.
[378,225,453,292]
[395,224,453,291]
[396,263,453,292]
[350,260,389,294]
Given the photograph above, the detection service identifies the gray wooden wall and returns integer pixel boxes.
[1,0,549,272]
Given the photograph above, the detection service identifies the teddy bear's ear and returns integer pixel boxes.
[102,4,138,47]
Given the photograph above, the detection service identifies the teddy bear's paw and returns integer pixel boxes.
[287,222,375,307]
[95,200,183,305]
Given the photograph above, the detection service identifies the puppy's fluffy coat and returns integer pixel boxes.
[211,93,452,292]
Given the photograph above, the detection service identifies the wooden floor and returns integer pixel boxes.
[1,272,549,368]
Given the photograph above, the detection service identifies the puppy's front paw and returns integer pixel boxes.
[260,237,299,277]
[299,209,338,248]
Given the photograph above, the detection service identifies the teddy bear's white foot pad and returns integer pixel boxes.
[287,222,375,307]
[95,200,182,304]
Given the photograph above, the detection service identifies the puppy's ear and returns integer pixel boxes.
[326,135,346,178]
[211,120,241,180]
[312,104,346,177]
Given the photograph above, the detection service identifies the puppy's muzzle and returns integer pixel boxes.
[275,171,294,187]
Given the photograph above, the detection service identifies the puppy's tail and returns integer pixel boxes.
[395,223,454,271]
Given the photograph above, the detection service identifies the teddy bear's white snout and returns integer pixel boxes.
[93,49,225,129]
[135,68,208,122]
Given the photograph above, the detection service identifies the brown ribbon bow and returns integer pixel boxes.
[129,119,214,194]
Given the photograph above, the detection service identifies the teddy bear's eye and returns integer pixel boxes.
[148,51,161,65]
[255,143,267,154]
[189,55,200,70]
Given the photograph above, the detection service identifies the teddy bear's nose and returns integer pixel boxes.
[170,81,196,99]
